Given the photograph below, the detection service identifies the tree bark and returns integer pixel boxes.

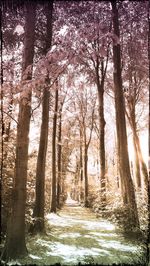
[81,97,95,207]
[57,110,62,208]
[1,2,36,260]
[3,90,14,163]
[32,87,50,233]
[4,88,13,143]
[126,106,142,188]
[50,83,58,213]
[97,81,106,206]
[84,146,88,207]
[31,1,53,234]
[95,59,106,207]
[133,134,141,188]
[111,1,139,228]
[147,0,150,254]
[79,126,84,202]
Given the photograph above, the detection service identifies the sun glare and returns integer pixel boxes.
[128,131,148,166]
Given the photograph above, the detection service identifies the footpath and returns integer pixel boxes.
[9,197,146,265]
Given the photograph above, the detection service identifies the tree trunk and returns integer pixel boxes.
[97,83,106,206]
[31,1,53,234]
[133,134,141,188]
[129,110,141,188]
[50,84,58,213]
[4,88,13,143]
[127,106,148,189]
[125,98,142,189]
[1,2,36,260]
[134,132,148,188]
[148,0,150,253]
[111,1,139,228]
[31,87,50,233]
[79,125,84,202]
[84,146,88,207]
[1,50,4,183]
[57,111,62,208]
[3,91,13,162]
[95,58,106,207]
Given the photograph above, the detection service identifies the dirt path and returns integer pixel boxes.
[14,198,146,265]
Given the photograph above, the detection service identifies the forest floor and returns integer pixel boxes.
[6,197,147,266]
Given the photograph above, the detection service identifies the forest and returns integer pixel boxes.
[0,0,150,265]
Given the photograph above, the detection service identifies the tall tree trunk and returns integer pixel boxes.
[111,1,139,228]
[31,1,53,234]
[84,146,88,207]
[1,2,36,260]
[81,97,95,207]
[1,9,4,235]
[83,122,89,207]
[115,134,120,189]
[57,111,62,208]
[79,126,84,202]
[50,83,58,213]
[97,83,106,206]
[126,99,142,189]
[95,59,106,207]
[32,87,50,233]
[147,0,150,255]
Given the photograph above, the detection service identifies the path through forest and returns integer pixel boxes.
[12,196,146,265]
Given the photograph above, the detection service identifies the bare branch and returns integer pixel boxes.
[3,110,18,124]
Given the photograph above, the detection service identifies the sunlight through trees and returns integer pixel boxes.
[1,0,149,265]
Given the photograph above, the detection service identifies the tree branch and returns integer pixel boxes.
[3,110,18,124]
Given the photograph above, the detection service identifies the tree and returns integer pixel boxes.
[95,53,108,207]
[1,1,36,260]
[60,119,76,199]
[50,81,59,213]
[121,2,148,189]
[79,118,84,202]
[83,101,95,207]
[111,1,139,228]
[72,7,111,206]
[31,1,54,234]
[72,86,96,207]
[57,107,62,208]
[148,0,150,257]
[57,86,67,208]
[125,88,148,189]
[1,7,24,205]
